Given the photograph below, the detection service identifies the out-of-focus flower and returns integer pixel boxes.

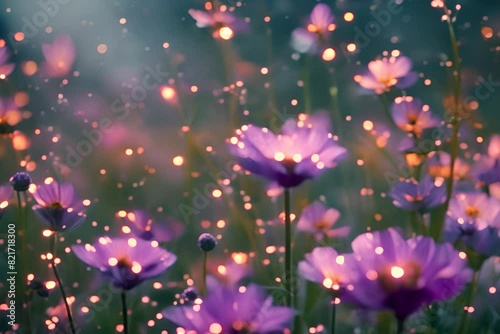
[32,181,86,232]
[163,284,294,333]
[346,228,471,321]
[122,210,184,242]
[444,192,500,256]
[188,8,248,40]
[427,151,470,179]
[291,4,335,54]
[228,112,347,188]
[0,47,15,78]
[10,172,32,192]
[299,247,356,294]
[390,97,440,137]
[72,236,176,290]
[355,56,418,94]
[388,176,446,213]
[0,97,22,135]
[0,185,13,219]
[296,201,350,241]
[41,35,76,78]
[198,233,217,252]
[472,135,500,185]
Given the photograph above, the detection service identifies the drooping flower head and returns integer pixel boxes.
[0,185,13,219]
[472,135,500,186]
[121,210,184,242]
[345,228,471,320]
[228,112,347,188]
[0,47,15,78]
[32,180,86,232]
[291,4,336,54]
[388,176,446,213]
[444,192,500,257]
[390,97,440,137]
[41,35,76,78]
[355,56,418,94]
[0,98,22,136]
[72,236,176,290]
[299,247,356,295]
[188,7,248,40]
[297,201,350,241]
[163,284,294,333]
[198,233,217,252]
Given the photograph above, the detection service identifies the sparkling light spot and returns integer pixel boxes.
[391,266,405,279]
[218,27,234,40]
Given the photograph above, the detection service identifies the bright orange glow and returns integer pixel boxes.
[218,27,234,40]
[172,155,184,166]
[161,86,176,101]
[363,120,374,131]
[344,12,354,22]
[481,26,494,39]
[322,48,336,61]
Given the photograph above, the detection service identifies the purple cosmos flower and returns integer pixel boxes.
[296,201,350,241]
[188,8,248,40]
[355,56,418,94]
[122,210,184,242]
[228,112,347,188]
[0,98,22,135]
[291,4,335,54]
[390,97,440,137]
[72,236,176,290]
[388,176,446,213]
[299,247,356,294]
[444,192,500,256]
[32,181,86,232]
[473,135,500,185]
[0,47,15,78]
[0,185,13,219]
[41,35,76,78]
[345,228,471,320]
[163,284,294,333]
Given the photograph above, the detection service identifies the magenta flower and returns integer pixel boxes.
[473,135,500,185]
[188,8,247,40]
[355,56,418,94]
[32,181,86,232]
[390,97,440,136]
[228,113,347,188]
[345,228,471,321]
[0,185,13,219]
[444,192,500,256]
[163,284,294,333]
[297,201,350,241]
[299,247,356,294]
[0,47,15,78]
[388,176,446,213]
[291,4,336,54]
[122,210,184,242]
[41,35,76,78]
[72,236,176,290]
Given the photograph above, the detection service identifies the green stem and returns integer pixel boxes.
[330,299,336,334]
[410,211,427,236]
[16,191,31,333]
[457,270,479,334]
[201,251,207,296]
[397,318,405,334]
[284,188,292,307]
[432,3,462,241]
[50,234,76,334]
[379,93,395,126]
[121,290,128,334]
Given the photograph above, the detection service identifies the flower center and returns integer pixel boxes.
[379,77,398,87]
[315,220,330,230]
[379,262,421,292]
[48,202,63,209]
[465,206,480,218]
[232,321,253,333]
